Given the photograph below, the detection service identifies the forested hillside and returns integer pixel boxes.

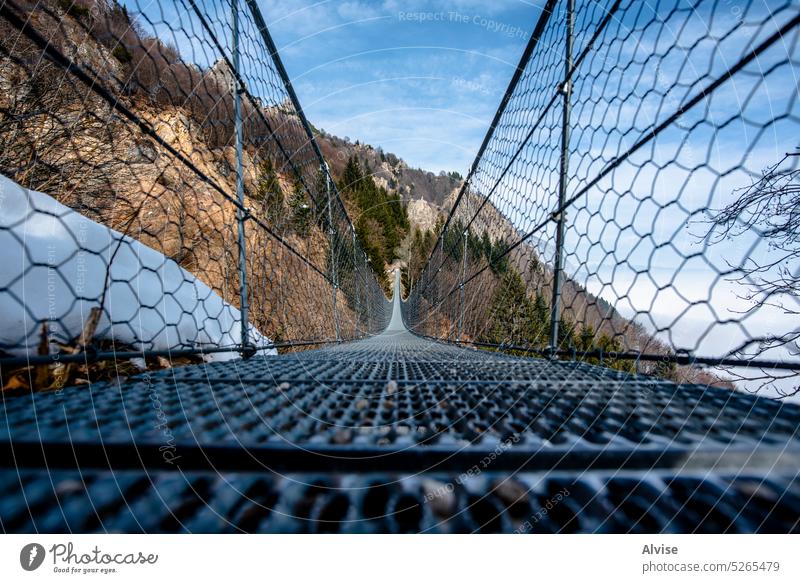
[336,156,409,289]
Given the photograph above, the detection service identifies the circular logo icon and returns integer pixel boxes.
[20,543,46,571]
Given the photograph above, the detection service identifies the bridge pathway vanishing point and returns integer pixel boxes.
[2,272,800,533]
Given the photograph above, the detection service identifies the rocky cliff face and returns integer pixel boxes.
[314,132,458,229]
[406,198,441,233]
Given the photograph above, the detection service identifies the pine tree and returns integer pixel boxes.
[254,158,283,222]
[481,231,492,259]
[483,269,544,349]
[289,181,311,236]
[557,316,575,348]
[577,325,596,352]
[595,333,635,373]
[340,155,363,195]
[653,358,678,381]
[336,155,409,286]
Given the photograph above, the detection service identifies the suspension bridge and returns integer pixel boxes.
[1,0,799,532]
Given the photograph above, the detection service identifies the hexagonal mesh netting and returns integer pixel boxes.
[403,0,800,398]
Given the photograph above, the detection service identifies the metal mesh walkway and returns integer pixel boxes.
[2,273,800,533]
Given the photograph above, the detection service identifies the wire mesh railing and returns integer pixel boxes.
[0,0,390,385]
[403,0,800,395]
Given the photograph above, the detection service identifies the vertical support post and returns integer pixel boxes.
[437,236,444,327]
[365,253,373,332]
[232,0,252,357]
[325,165,341,342]
[458,230,467,342]
[548,0,574,356]
[352,225,361,335]
[407,239,412,297]
[409,231,414,299]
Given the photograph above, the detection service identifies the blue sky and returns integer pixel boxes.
[257,0,545,174]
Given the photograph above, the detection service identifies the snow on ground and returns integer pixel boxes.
[0,173,276,361]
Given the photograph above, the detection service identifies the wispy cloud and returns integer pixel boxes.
[257,0,542,172]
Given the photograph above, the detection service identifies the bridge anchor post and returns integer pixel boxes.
[548,0,574,358]
[458,230,467,342]
[324,163,341,342]
[231,0,254,358]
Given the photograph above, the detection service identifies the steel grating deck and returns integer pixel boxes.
[3,469,799,534]
[2,277,800,532]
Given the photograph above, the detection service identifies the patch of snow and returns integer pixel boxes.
[128,357,148,371]
[0,173,276,361]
